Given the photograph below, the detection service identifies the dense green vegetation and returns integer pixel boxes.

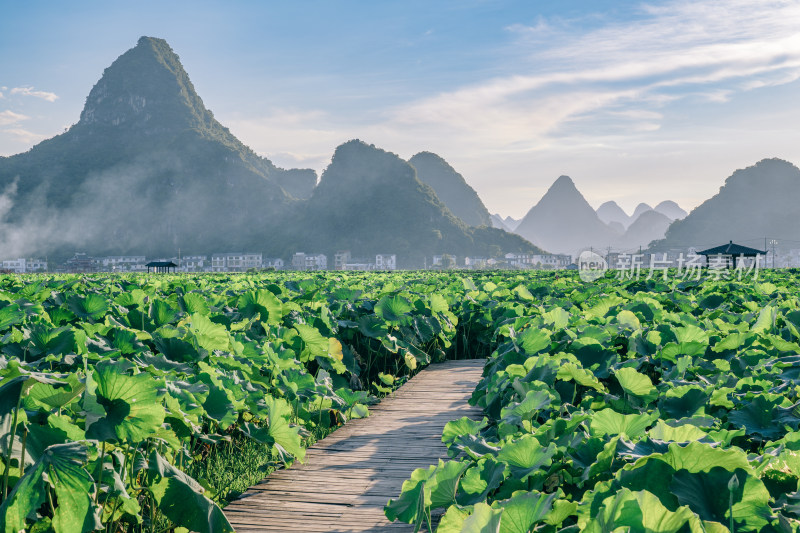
[386,270,800,532]
[3,270,799,532]
[0,272,468,532]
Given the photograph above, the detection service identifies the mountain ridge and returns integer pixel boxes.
[409,152,493,227]
[0,37,539,265]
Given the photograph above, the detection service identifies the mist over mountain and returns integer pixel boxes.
[654,200,687,220]
[514,176,618,255]
[274,169,317,200]
[490,214,511,232]
[0,37,536,265]
[504,216,520,231]
[0,37,312,258]
[300,141,540,266]
[607,221,626,234]
[631,203,653,224]
[596,201,630,228]
[652,158,800,251]
[618,210,673,251]
[409,152,492,227]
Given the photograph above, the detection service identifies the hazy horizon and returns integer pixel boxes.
[2,0,800,219]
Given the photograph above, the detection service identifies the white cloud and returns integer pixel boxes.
[223,108,341,171]
[387,0,800,151]
[220,0,800,218]
[9,86,58,102]
[0,110,29,126]
[4,128,47,144]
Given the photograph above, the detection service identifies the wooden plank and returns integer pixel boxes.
[224,359,485,532]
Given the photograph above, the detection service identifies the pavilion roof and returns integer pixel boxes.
[697,241,766,256]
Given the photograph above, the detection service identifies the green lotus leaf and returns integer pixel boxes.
[374,295,413,326]
[180,293,210,315]
[461,502,502,533]
[265,395,305,463]
[145,450,234,533]
[428,460,469,509]
[67,293,109,322]
[590,409,657,439]
[647,420,708,442]
[0,442,101,533]
[188,313,230,352]
[384,465,434,525]
[0,304,24,332]
[542,307,570,329]
[86,363,165,443]
[616,310,641,330]
[436,505,471,533]
[358,315,388,339]
[515,327,551,355]
[615,367,657,403]
[457,456,507,506]
[658,386,710,420]
[238,289,283,324]
[293,323,328,361]
[728,395,785,440]
[584,488,702,533]
[495,435,557,481]
[491,491,556,533]
[556,363,606,392]
[443,417,489,448]
[671,468,771,531]
[751,305,776,334]
[500,390,554,427]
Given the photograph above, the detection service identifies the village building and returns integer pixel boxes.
[211,253,263,272]
[178,255,208,272]
[334,251,351,270]
[0,258,48,273]
[292,253,327,270]
[375,254,397,270]
[262,258,285,270]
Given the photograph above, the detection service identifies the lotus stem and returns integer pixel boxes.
[2,394,23,499]
[18,428,26,478]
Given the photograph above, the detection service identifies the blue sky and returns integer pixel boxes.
[2,0,800,217]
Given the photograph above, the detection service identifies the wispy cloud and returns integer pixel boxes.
[0,110,29,126]
[387,0,800,151]
[9,86,58,102]
[4,128,47,144]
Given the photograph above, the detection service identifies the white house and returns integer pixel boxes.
[178,255,208,272]
[1,258,48,273]
[375,254,396,270]
[95,256,146,272]
[432,255,457,269]
[292,253,327,270]
[211,253,263,272]
[531,254,572,269]
[263,258,284,270]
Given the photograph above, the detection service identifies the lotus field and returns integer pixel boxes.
[386,271,800,532]
[0,271,798,532]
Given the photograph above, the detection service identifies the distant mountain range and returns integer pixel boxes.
[515,176,619,255]
[299,140,536,264]
[409,152,492,227]
[596,200,687,230]
[651,158,800,252]
[0,37,539,266]
[511,177,691,255]
[1,36,796,266]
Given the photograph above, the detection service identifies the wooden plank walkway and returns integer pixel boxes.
[225,359,486,532]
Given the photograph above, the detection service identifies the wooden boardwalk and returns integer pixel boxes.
[225,359,486,532]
